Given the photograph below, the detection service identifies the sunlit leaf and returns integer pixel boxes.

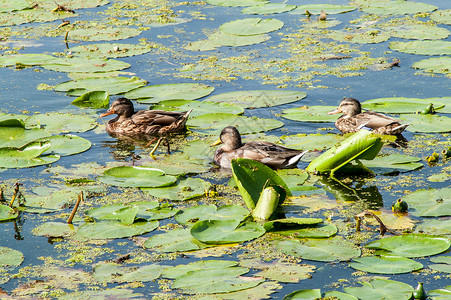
[206,0,268,7]
[175,204,249,225]
[429,256,451,273]
[207,90,306,108]
[72,91,110,109]
[0,204,18,221]
[0,247,24,267]
[68,26,142,42]
[400,114,451,133]
[361,2,437,15]
[38,134,91,157]
[124,83,214,103]
[93,263,161,283]
[98,166,177,188]
[360,154,423,174]
[350,255,423,274]
[25,113,97,133]
[77,220,159,239]
[402,187,451,217]
[389,41,451,55]
[143,228,210,252]
[281,105,338,123]
[0,141,60,168]
[284,289,321,299]
[150,99,243,117]
[290,4,356,15]
[54,76,147,96]
[220,18,284,36]
[344,278,413,300]
[385,24,450,40]
[141,177,211,201]
[431,9,451,25]
[32,222,76,238]
[191,219,265,244]
[241,259,315,283]
[185,31,271,51]
[361,97,451,114]
[242,3,296,15]
[70,43,155,58]
[412,57,451,74]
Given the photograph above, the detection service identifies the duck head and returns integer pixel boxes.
[210,126,243,151]
[327,97,362,118]
[100,97,134,118]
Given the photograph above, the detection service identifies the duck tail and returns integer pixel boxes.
[287,150,309,168]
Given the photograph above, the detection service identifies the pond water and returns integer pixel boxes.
[0,0,450,299]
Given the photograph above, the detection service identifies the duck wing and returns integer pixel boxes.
[239,141,306,168]
[356,111,401,130]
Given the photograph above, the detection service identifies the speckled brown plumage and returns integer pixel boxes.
[212,126,307,169]
[328,98,408,135]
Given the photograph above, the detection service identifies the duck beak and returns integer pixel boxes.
[100,108,115,117]
[210,138,223,147]
[327,108,342,115]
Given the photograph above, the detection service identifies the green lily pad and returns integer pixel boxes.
[360,154,423,174]
[54,76,147,96]
[284,289,321,299]
[0,141,60,168]
[264,218,322,231]
[0,247,24,267]
[185,31,271,51]
[328,30,390,44]
[0,53,57,67]
[72,91,110,109]
[302,20,342,29]
[428,286,451,298]
[172,265,263,294]
[0,9,72,27]
[415,218,451,236]
[93,263,161,283]
[400,114,451,133]
[70,43,155,58]
[143,228,210,252]
[365,234,451,258]
[41,57,130,73]
[0,204,18,221]
[402,187,451,217]
[242,3,296,15]
[0,0,31,13]
[22,189,78,213]
[60,289,143,300]
[97,166,177,188]
[85,204,138,225]
[349,255,423,274]
[124,83,214,103]
[385,24,450,40]
[269,222,338,238]
[38,134,91,157]
[240,259,315,283]
[207,90,306,108]
[290,4,356,15]
[0,127,51,148]
[344,278,413,300]
[0,115,25,128]
[429,256,451,273]
[412,57,451,74]
[35,0,109,10]
[220,18,284,36]
[277,168,309,188]
[361,2,437,15]
[77,220,159,239]
[131,201,179,221]
[162,260,238,279]
[150,100,244,118]
[281,105,338,123]
[175,204,250,225]
[32,222,77,238]
[25,113,97,133]
[280,133,344,151]
[68,26,142,42]
[361,97,451,114]
[323,291,358,300]
[389,41,451,55]
[187,113,283,136]
[277,236,361,262]
[206,0,268,7]
[141,177,211,201]
[431,9,451,25]
[191,219,265,244]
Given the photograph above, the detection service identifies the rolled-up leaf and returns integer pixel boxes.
[251,187,280,221]
[306,130,383,175]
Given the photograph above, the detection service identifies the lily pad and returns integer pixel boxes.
[349,255,423,274]
[22,189,78,213]
[77,220,159,239]
[0,9,73,27]
[241,3,296,15]
[0,127,51,148]
[412,57,451,74]
[97,166,177,188]
[0,204,18,221]
[361,97,451,114]
[0,247,24,267]
[38,134,91,157]
[0,141,60,168]
[187,113,284,136]
[67,26,142,42]
[400,114,451,133]
[402,187,451,217]
[70,43,155,58]
[241,259,315,283]
[32,222,77,238]
[0,53,57,67]
[93,263,161,283]
[328,30,390,44]
[323,291,358,300]
[385,24,450,40]
[142,177,211,201]
[162,260,238,279]
[284,289,321,299]
[207,90,306,108]
[25,113,97,133]
[71,91,110,109]
[185,31,271,51]
[191,219,265,244]
[124,83,214,103]
[360,154,423,174]
[415,218,451,236]
[220,18,284,36]
[175,204,250,225]
[206,0,268,7]
[269,222,338,238]
[0,0,31,13]
[41,57,130,73]
[143,228,210,252]
[361,2,437,15]
[85,204,138,225]
[150,100,244,118]
[54,76,147,96]
[280,133,344,151]
[277,236,361,262]
[429,256,451,273]
[365,234,451,258]
[290,4,356,15]
[431,9,451,25]
[389,41,451,55]
[282,105,338,122]
[131,201,179,221]
[344,278,413,300]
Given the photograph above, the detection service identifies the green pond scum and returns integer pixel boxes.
[0,0,450,299]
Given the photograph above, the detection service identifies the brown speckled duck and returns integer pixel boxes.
[211,126,307,169]
[327,97,408,135]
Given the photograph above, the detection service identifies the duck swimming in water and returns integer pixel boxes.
[327,97,408,135]
[211,126,307,169]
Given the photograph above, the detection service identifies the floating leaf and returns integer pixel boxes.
[280,133,344,151]
[361,2,437,15]
[400,114,451,133]
[22,189,78,213]
[281,105,338,123]
[389,41,451,55]
[0,141,60,168]
[0,9,72,26]
[349,255,423,274]
[242,3,296,15]
[191,219,265,244]
[415,218,451,236]
[93,263,161,283]
[278,236,361,262]
[0,247,24,267]
[131,201,179,221]
[143,228,210,252]
[268,221,337,238]
[402,187,451,217]
[361,97,451,114]
[85,204,138,225]
[284,289,321,299]
[429,256,451,273]
[323,291,358,300]
[365,234,451,258]
[0,54,57,67]
[0,0,31,13]
[77,220,158,239]
[70,43,155,58]
[240,259,315,283]
[72,91,110,109]
[220,18,283,36]
[385,24,450,40]
[328,30,390,44]
[54,76,147,96]
[0,204,18,221]
[187,113,283,136]
[185,31,271,51]
[207,90,306,108]
[150,99,243,118]
[344,278,413,300]
[0,127,51,148]
[38,134,91,157]
[431,9,451,25]
[41,57,130,73]
[206,0,268,7]
[26,113,97,133]
[98,166,177,188]
[124,83,214,103]
[32,222,76,238]
[175,204,249,225]
[141,177,211,201]
[68,26,142,42]
[412,57,451,74]
[360,154,423,174]
[290,4,356,15]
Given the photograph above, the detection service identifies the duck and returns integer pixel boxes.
[211,126,307,169]
[100,97,192,155]
[327,97,408,135]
